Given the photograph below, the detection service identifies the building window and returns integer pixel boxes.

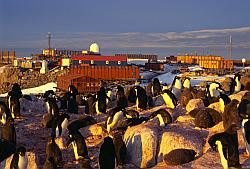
[79,60,82,64]
[91,60,94,64]
[106,61,109,65]
[118,61,121,65]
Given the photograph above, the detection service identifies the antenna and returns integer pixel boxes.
[47,32,52,60]
[229,34,232,73]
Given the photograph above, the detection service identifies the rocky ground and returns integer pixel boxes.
[0,65,68,94]
[1,90,250,169]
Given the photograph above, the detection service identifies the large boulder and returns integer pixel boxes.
[124,122,161,168]
[80,124,106,138]
[157,123,205,163]
[229,90,248,102]
[186,99,205,113]
[179,88,193,107]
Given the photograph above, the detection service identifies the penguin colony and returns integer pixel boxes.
[1,72,250,169]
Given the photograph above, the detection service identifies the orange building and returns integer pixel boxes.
[198,60,233,69]
[0,51,16,64]
[177,55,224,64]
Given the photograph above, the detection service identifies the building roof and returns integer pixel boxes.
[72,55,127,61]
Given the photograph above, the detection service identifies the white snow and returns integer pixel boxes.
[0,82,57,97]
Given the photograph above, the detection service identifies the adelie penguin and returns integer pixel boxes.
[0,101,12,125]
[0,117,16,145]
[67,115,97,131]
[51,113,70,138]
[95,87,110,114]
[112,132,127,166]
[67,85,79,114]
[238,99,250,156]
[151,78,162,97]
[208,131,241,169]
[149,109,172,127]
[44,136,62,168]
[0,139,16,163]
[8,83,23,119]
[134,86,148,110]
[67,130,90,162]
[171,76,182,99]
[161,89,177,109]
[230,73,244,94]
[219,94,231,113]
[99,136,116,169]
[10,146,28,169]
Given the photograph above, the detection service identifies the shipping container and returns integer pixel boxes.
[69,65,139,81]
[145,62,164,71]
[57,74,100,93]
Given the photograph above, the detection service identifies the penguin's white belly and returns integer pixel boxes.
[18,154,28,169]
[162,93,175,109]
[157,114,165,127]
[72,141,79,160]
[235,83,241,93]
[183,80,190,89]
[210,88,220,97]
[61,119,68,136]
[107,111,124,133]
[216,141,228,169]
[56,126,60,138]
[242,119,250,155]
[1,112,7,124]
[136,98,139,110]
[219,98,225,113]
[45,102,50,113]
[95,102,101,115]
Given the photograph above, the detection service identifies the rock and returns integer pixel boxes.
[163,149,196,166]
[81,124,106,138]
[241,76,250,87]
[157,123,205,163]
[179,88,193,106]
[208,102,221,113]
[186,99,205,113]
[3,152,39,169]
[229,90,248,102]
[124,122,161,168]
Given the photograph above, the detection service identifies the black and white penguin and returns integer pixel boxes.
[112,133,127,166]
[116,86,128,111]
[0,117,16,144]
[106,111,125,133]
[149,109,172,127]
[99,136,116,169]
[8,84,23,119]
[151,78,162,97]
[127,86,137,104]
[45,136,62,168]
[66,85,79,114]
[134,86,148,110]
[95,87,110,114]
[83,94,96,115]
[223,99,240,131]
[67,116,97,131]
[238,99,250,155]
[208,132,241,169]
[230,73,244,94]
[171,76,183,99]
[67,129,89,161]
[182,77,191,89]
[161,89,177,109]
[206,82,223,98]
[219,94,231,113]
[0,101,12,125]
[51,113,70,138]
[106,88,112,105]
[10,146,28,169]
[0,139,16,163]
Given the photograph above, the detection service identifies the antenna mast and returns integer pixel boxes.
[229,34,232,73]
[47,32,52,60]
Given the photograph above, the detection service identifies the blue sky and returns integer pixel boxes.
[1,0,250,59]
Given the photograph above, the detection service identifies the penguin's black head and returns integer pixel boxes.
[43,90,55,99]
[153,78,160,84]
[234,73,241,81]
[219,94,231,106]
[68,85,78,95]
[12,83,21,92]
[238,99,250,119]
[16,146,26,156]
[61,113,70,120]
[104,136,114,144]
[117,85,124,93]
[208,134,218,151]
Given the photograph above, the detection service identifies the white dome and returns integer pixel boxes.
[89,43,100,54]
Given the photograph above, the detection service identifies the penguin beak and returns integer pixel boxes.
[66,138,73,147]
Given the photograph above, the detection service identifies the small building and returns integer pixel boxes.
[71,55,127,66]
[165,56,177,63]
[0,51,16,64]
[115,54,158,62]
[145,62,164,71]
[198,60,233,69]
[57,74,100,94]
[177,55,224,64]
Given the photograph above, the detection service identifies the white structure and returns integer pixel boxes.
[89,43,100,54]
[40,60,48,74]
